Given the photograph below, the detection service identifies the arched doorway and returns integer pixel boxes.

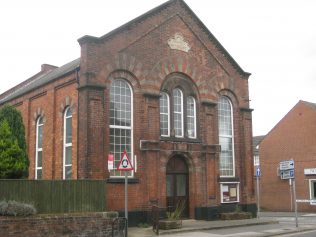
[166,155,189,217]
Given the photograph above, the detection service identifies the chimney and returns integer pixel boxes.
[41,64,58,72]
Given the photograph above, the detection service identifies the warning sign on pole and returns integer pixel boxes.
[117,150,134,171]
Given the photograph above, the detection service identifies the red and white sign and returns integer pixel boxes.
[108,153,114,171]
[117,150,134,171]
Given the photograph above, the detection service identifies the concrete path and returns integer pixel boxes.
[129,218,277,237]
[129,212,316,237]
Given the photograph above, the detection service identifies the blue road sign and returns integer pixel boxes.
[281,169,295,179]
[256,167,261,177]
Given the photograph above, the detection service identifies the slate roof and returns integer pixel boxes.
[0,58,80,105]
[1,0,250,105]
[252,135,265,155]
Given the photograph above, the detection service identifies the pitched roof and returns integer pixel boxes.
[301,100,316,111]
[1,0,250,105]
[78,0,250,77]
[0,58,80,105]
[252,135,265,155]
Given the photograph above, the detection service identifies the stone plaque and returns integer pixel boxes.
[167,33,190,52]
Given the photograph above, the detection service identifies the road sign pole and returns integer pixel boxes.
[117,150,133,237]
[289,179,293,211]
[292,178,298,227]
[256,175,260,219]
[125,171,128,236]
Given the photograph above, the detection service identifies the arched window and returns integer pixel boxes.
[218,96,234,177]
[63,107,72,179]
[186,96,196,138]
[109,79,133,177]
[160,92,170,137]
[35,117,43,179]
[173,88,184,137]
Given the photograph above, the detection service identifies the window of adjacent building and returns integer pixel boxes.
[254,155,260,167]
[309,179,316,205]
[160,92,170,137]
[63,107,72,179]
[218,96,235,177]
[109,79,133,177]
[35,117,43,179]
[173,88,184,137]
[186,96,196,138]
[220,182,239,203]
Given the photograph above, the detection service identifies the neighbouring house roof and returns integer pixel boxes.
[301,100,316,110]
[0,58,80,105]
[262,100,316,142]
[252,135,265,155]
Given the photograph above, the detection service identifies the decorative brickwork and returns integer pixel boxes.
[0,0,255,220]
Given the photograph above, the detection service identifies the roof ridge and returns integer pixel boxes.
[0,58,80,105]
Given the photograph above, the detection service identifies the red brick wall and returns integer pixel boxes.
[3,73,78,180]
[1,0,255,219]
[260,101,316,212]
[0,213,116,237]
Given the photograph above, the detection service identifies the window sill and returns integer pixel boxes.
[106,178,139,184]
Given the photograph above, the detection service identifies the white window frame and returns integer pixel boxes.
[173,88,184,138]
[160,92,170,137]
[254,155,260,167]
[186,96,196,138]
[63,107,72,179]
[109,79,134,178]
[309,179,316,205]
[35,117,43,179]
[218,96,235,177]
[220,182,240,203]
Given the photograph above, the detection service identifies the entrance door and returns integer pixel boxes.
[166,156,189,217]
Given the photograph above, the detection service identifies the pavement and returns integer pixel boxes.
[128,212,316,237]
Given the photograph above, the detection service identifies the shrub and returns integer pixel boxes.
[0,120,25,179]
[0,104,28,178]
[138,222,150,228]
[0,200,36,216]
[166,200,186,220]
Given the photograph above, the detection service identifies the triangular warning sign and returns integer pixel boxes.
[117,150,134,171]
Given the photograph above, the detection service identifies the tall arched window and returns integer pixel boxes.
[186,96,196,138]
[218,96,235,177]
[173,88,184,137]
[63,107,72,179]
[35,117,43,179]
[160,92,170,137]
[109,79,133,177]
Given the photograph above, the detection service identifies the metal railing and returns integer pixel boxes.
[112,217,127,237]
[152,205,160,235]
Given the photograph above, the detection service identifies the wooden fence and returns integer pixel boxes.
[0,180,106,214]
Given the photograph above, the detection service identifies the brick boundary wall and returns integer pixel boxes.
[0,212,119,237]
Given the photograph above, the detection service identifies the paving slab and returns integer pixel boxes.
[129,218,277,237]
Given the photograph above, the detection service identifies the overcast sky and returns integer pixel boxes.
[1,0,315,136]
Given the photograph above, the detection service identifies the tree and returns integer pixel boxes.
[0,104,28,178]
[0,120,26,178]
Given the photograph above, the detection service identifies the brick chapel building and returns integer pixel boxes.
[0,0,255,220]
[260,101,316,212]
